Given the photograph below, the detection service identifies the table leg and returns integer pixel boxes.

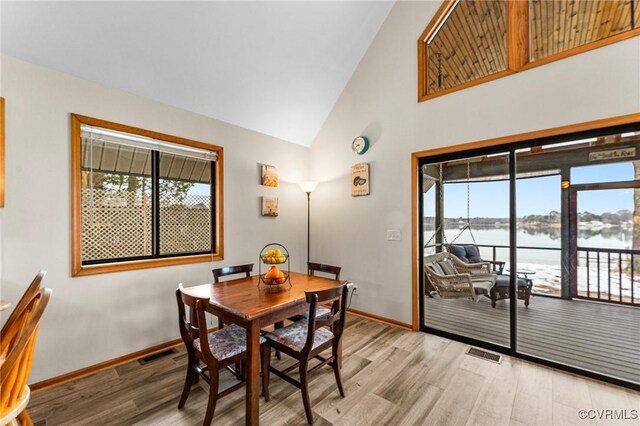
[246,321,260,426]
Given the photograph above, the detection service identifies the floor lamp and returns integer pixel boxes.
[299,181,318,267]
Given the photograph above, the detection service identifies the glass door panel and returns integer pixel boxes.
[422,153,511,348]
[574,187,640,304]
[516,131,640,386]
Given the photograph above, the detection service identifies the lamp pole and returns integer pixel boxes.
[306,191,311,265]
[299,181,318,269]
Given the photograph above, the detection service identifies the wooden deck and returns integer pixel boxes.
[424,295,640,385]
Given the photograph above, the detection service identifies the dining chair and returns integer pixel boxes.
[211,264,254,329]
[212,264,253,283]
[264,283,349,425]
[293,263,342,321]
[176,284,270,426]
[1,270,46,336]
[307,262,341,280]
[0,287,51,426]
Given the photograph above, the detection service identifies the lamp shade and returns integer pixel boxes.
[299,181,318,193]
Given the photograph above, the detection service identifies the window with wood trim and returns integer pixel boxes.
[425,0,508,95]
[530,0,639,61]
[71,115,223,276]
[419,0,640,101]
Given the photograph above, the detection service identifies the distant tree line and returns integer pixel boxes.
[424,209,633,227]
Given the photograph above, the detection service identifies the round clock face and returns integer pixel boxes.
[352,136,369,155]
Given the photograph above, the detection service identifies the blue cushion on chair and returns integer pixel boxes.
[464,245,483,263]
[449,245,469,263]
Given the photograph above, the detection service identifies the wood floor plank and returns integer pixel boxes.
[422,368,485,426]
[553,401,588,425]
[466,357,521,426]
[332,393,399,426]
[312,345,411,423]
[553,370,592,409]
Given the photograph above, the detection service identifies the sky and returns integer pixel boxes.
[428,161,635,218]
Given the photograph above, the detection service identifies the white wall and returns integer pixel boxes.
[309,1,640,325]
[0,56,310,383]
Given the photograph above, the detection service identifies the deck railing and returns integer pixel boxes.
[424,243,640,307]
[576,246,639,306]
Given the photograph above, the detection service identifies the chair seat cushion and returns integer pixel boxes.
[472,280,494,294]
[495,275,528,288]
[299,306,332,319]
[193,324,265,361]
[265,319,334,352]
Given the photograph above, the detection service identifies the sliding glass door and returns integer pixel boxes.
[419,124,640,388]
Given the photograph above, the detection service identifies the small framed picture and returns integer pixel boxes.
[351,163,370,197]
[261,164,278,187]
[261,196,279,217]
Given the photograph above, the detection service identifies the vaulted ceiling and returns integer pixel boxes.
[1,1,394,146]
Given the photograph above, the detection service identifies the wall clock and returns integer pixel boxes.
[352,136,369,155]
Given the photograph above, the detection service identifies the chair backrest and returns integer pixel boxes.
[1,270,46,336]
[302,283,349,355]
[424,252,457,276]
[212,264,253,283]
[1,287,51,414]
[176,284,216,363]
[307,262,341,280]
[446,244,483,264]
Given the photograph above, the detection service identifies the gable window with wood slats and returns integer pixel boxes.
[71,115,223,276]
[419,0,640,101]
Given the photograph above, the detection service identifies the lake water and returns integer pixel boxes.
[425,226,634,265]
[424,226,640,298]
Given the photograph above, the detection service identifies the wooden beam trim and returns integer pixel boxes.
[73,253,223,276]
[411,153,420,331]
[508,0,530,70]
[420,69,514,102]
[347,308,413,330]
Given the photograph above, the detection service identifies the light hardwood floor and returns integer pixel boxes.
[28,314,640,426]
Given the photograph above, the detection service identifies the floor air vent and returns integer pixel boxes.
[139,348,177,365]
[465,347,502,364]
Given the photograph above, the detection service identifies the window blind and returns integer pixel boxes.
[80,125,217,162]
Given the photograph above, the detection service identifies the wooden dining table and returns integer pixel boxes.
[181,271,345,426]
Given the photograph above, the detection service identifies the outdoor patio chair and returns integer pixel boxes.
[424,252,496,302]
[447,243,506,274]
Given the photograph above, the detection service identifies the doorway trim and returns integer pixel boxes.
[569,180,640,305]
[411,112,640,332]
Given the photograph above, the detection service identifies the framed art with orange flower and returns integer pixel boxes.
[261,164,278,187]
